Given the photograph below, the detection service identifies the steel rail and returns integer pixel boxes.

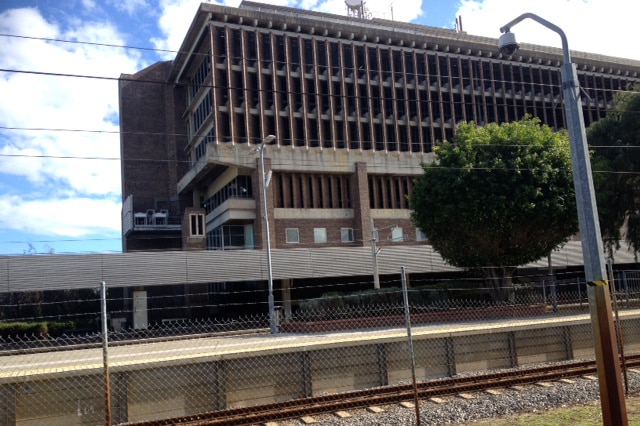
[129,354,640,426]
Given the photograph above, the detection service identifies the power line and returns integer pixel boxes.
[3,142,640,175]
[0,32,175,55]
[3,64,639,103]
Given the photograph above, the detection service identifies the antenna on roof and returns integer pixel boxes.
[345,0,367,19]
[456,15,464,33]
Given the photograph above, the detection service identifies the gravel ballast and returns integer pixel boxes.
[278,369,639,425]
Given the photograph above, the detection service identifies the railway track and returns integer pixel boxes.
[129,354,640,426]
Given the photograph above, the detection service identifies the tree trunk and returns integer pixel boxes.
[484,267,516,303]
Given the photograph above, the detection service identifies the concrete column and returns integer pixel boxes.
[311,175,321,208]
[300,173,310,208]
[321,175,330,208]
[350,162,371,247]
[133,290,148,329]
[281,278,292,321]
[292,173,300,208]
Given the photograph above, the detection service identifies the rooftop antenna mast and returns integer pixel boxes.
[345,0,366,19]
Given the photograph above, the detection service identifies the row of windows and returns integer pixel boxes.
[285,227,354,244]
[185,23,640,157]
[203,175,253,214]
[201,172,416,214]
[273,173,351,209]
[204,224,426,248]
[369,175,413,209]
[284,227,427,244]
[273,173,415,211]
[189,58,211,101]
[214,23,634,105]
[207,224,254,250]
[190,128,214,166]
[205,224,427,248]
[192,90,213,134]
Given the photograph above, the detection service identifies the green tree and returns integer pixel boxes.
[587,90,640,257]
[410,117,578,302]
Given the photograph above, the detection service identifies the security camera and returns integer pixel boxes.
[498,32,519,56]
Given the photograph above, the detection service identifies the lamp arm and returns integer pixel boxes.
[500,13,571,64]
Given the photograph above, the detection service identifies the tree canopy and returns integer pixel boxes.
[588,90,640,257]
[410,117,579,301]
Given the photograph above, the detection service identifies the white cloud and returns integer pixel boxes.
[0,195,121,237]
[151,0,206,60]
[151,0,424,60]
[0,7,143,240]
[108,0,149,16]
[455,0,640,61]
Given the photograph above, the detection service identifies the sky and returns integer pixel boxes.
[0,0,637,255]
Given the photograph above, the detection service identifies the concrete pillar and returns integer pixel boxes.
[350,162,371,247]
[281,278,292,320]
[133,290,148,329]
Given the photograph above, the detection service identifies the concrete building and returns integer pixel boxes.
[118,1,640,320]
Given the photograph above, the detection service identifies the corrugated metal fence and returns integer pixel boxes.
[0,241,635,293]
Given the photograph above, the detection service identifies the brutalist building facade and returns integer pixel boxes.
[119,1,640,257]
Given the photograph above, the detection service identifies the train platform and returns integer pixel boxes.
[2,308,639,380]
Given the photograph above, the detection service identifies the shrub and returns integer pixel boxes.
[0,321,76,338]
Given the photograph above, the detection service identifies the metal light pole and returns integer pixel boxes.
[254,134,277,334]
[100,281,112,425]
[499,14,627,425]
[371,218,381,290]
[370,223,397,290]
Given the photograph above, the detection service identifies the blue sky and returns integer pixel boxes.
[0,0,637,255]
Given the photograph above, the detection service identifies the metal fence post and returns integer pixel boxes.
[622,271,630,308]
[101,281,112,425]
[401,266,421,426]
[576,277,583,308]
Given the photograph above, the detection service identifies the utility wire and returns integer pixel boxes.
[0,33,176,55]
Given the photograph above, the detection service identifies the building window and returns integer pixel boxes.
[286,228,300,244]
[192,89,213,133]
[416,228,427,242]
[341,228,354,243]
[202,175,253,214]
[392,227,403,242]
[190,213,205,236]
[314,228,327,243]
[207,224,254,250]
[272,172,351,209]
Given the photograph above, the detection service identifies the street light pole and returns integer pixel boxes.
[255,134,277,334]
[499,14,627,425]
[371,218,380,290]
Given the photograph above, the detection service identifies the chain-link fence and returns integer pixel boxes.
[1,268,639,425]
